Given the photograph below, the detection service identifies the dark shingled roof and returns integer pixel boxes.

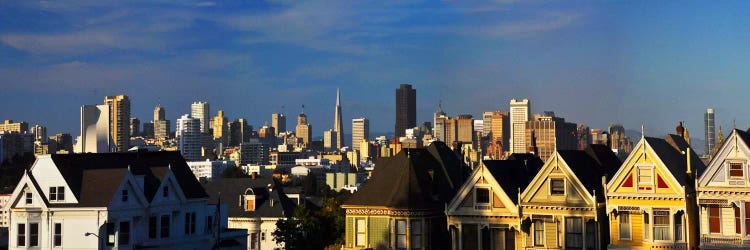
[344,147,469,210]
[644,135,706,187]
[735,129,750,146]
[557,150,612,201]
[47,151,208,207]
[584,144,622,181]
[483,154,543,203]
[204,177,295,218]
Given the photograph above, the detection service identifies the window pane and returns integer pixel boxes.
[476,188,490,203]
[17,224,25,247]
[107,222,115,246]
[551,179,565,195]
[30,223,38,246]
[161,215,170,238]
[730,163,743,177]
[54,223,62,246]
[709,207,721,233]
[654,210,671,241]
[619,212,630,239]
[534,220,545,246]
[565,218,583,248]
[149,216,157,239]
[58,187,65,200]
[119,221,130,245]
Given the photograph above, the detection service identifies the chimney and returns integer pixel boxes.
[251,172,257,180]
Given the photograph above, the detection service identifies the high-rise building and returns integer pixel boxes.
[455,115,474,146]
[590,129,609,146]
[0,120,28,133]
[576,124,591,150]
[490,111,509,147]
[482,111,493,137]
[191,101,210,133]
[525,115,577,161]
[295,113,312,146]
[705,108,716,156]
[258,125,276,145]
[80,104,111,153]
[433,104,448,142]
[324,129,337,151]
[333,88,344,150]
[608,124,633,158]
[395,84,416,137]
[176,114,201,161]
[239,139,269,165]
[142,123,154,138]
[130,117,140,137]
[104,95,130,152]
[49,133,73,153]
[272,113,286,135]
[30,124,47,143]
[509,98,530,154]
[212,110,228,144]
[352,118,369,151]
[229,118,252,146]
[153,105,170,140]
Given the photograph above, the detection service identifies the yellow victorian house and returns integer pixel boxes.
[446,154,543,250]
[698,129,750,248]
[519,145,620,250]
[605,135,704,249]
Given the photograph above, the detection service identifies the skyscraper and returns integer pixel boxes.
[191,101,210,133]
[229,118,252,146]
[395,84,416,137]
[104,95,130,152]
[272,113,286,135]
[324,129,337,151]
[130,117,140,137]
[80,105,111,153]
[176,114,201,161]
[705,108,716,156]
[153,105,170,140]
[213,110,228,144]
[30,124,47,143]
[524,115,578,161]
[482,111,493,137]
[509,98,530,153]
[333,88,344,150]
[352,117,369,151]
[296,113,312,146]
[433,103,448,142]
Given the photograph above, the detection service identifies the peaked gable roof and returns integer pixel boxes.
[699,129,750,185]
[585,144,622,180]
[204,177,296,218]
[344,147,465,210]
[45,151,207,207]
[557,150,616,200]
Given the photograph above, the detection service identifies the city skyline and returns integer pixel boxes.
[2,1,749,139]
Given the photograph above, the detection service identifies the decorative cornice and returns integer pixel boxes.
[345,208,440,216]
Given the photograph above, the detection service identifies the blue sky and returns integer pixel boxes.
[2,1,750,146]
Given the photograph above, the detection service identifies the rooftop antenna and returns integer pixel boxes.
[641,124,644,138]
[301,104,305,114]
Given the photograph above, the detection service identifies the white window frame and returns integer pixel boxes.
[395,219,407,249]
[565,217,583,249]
[636,165,655,193]
[355,218,367,247]
[550,178,566,196]
[119,221,131,246]
[474,186,491,210]
[727,161,746,181]
[49,186,65,202]
[534,220,545,246]
[53,222,62,247]
[619,212,631,240]
[25,192,32,205]
[653,209,671,241]
[410,219,422,249]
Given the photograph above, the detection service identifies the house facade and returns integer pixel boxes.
[446,154,542,250]
[6,152,246,250]
[698,129,750,248]
[519,147,619,250]
[605,135,703,249]
[342,142,469,250]
[204,176,296,250]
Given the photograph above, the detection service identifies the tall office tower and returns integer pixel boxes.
[130,118,140,137]
[212,110,228,144]
[590,129,609,145]
[142,123,154,138]
[352,117,369,151]
[295,113,312,146]
[30,125,47,143]
[258,125,276,145]
[239,139,269,165]
[576,124,591,150]
[229,118,252,146]
[80,105,111,153]
[272,113,286,135]
[153,105,171,140]
[395,84,416,137]
[482,111,493,137]
[525,115,578,161]
[0,120,29,133]
[104,95,130,152]
[608,123,633,156]
[455,115,474,146]
[490,111,509,147]
[333,88,344,150]
[324,129,337,151]
[50,133,73,152]
[509,98,530,153]
[433,104,448,142]
[191,101,210,133]
[705,108,716,156]
[176,114,201,161]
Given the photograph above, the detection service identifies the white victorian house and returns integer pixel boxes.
[6,151,246,250]
[698,129,750,249]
